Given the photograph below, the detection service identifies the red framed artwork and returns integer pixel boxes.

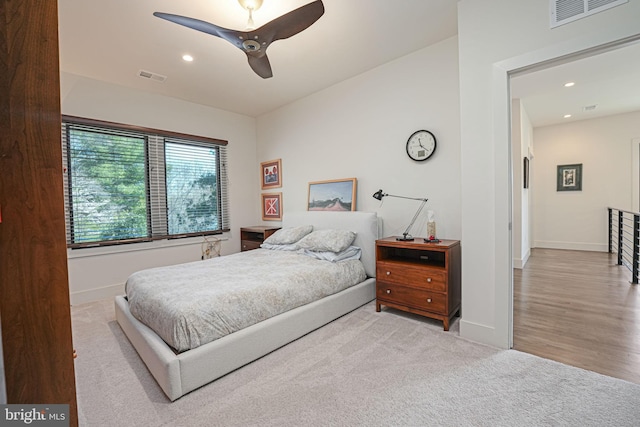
[261,192,282,221]
[260,159,282,189]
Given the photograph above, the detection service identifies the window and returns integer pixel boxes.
[61,116,229,248]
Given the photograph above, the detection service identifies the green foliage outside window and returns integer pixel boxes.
[69,129,148,242]
[165,143,219,235]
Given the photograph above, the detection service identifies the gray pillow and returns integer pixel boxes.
[296,229,356,253]
[263,225,313,245]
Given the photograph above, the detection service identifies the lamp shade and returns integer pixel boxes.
[372,189,385,200]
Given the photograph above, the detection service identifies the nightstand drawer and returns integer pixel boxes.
[376,262,446,291]
[241,240,262,251]
[377,283,446,313]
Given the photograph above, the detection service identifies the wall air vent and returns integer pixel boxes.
[138,69,167,83]
[550,0,628,28]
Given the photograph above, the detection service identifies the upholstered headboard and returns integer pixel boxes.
[282,211,380,278]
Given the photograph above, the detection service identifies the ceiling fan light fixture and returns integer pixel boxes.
[238,0,263,30]
[238,0,263,12]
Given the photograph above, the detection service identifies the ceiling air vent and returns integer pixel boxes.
[138,69,167,83]
[550,0,628,28]
[583,104,597,112]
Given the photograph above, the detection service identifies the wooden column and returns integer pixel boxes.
[0,1,78,425]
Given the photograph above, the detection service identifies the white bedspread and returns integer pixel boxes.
[125,249,366,352]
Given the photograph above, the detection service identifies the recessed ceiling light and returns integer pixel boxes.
[182,54,194,62]
[564,82,575,87]
[564,114,572,118]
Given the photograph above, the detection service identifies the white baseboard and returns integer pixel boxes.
[70,283,125,305]
[513,248,531,269]
[533,241,608,252]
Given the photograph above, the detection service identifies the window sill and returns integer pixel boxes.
[66,233,230,259]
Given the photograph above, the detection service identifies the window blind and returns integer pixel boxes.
[61,117,229,248]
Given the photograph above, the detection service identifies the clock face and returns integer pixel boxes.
[406,130,436,161]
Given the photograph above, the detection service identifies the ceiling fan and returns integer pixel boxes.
[154,0,325,79]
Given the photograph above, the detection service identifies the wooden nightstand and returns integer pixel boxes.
[375,237,461,330]
[240,226,281,251]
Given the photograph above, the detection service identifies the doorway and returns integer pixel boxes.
[509,40,640,383]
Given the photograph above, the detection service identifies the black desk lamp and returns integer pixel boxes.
[373,189,428,241]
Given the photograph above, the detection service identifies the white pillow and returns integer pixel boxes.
[302,246,361,262]
[296,229,356,253]
[260,242,299,251]
[263,225,313,245]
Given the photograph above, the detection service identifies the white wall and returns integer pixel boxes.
[256,37,461,241]
[61,73,259,304]
[458,0,640,347]
[511,99,533,268]
[533,110,640,251]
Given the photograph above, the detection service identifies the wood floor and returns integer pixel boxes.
[513,248,640,385]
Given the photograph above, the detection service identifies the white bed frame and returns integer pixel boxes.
[115,211,379,401]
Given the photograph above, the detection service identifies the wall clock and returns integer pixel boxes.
[406,130,437,161]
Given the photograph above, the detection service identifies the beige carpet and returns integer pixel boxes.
[72,299,640,426]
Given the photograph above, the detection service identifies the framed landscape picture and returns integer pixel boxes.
[261,192,282,221]
[261,159,282,189]
[557,163,582,191]
[307,178,357,211]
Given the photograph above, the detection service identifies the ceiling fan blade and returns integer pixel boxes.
[153,12,241,45]
[256,0,325,42]
[247,53,273,79]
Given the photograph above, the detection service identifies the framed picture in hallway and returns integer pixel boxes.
[557,163,582,191]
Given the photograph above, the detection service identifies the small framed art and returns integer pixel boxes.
[261,159,282,189]
[307,178,357,211]
[261,192,282,221]
[557,163,582,191]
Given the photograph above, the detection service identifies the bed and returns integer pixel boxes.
[114,211,379,401]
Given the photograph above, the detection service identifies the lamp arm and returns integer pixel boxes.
[385,193,428,202]
[401,198,428,239]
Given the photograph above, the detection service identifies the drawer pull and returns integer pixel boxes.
[386,289,391,294]
[386,271,391,276]
[427,277,432,283]
[427,298,432,303]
